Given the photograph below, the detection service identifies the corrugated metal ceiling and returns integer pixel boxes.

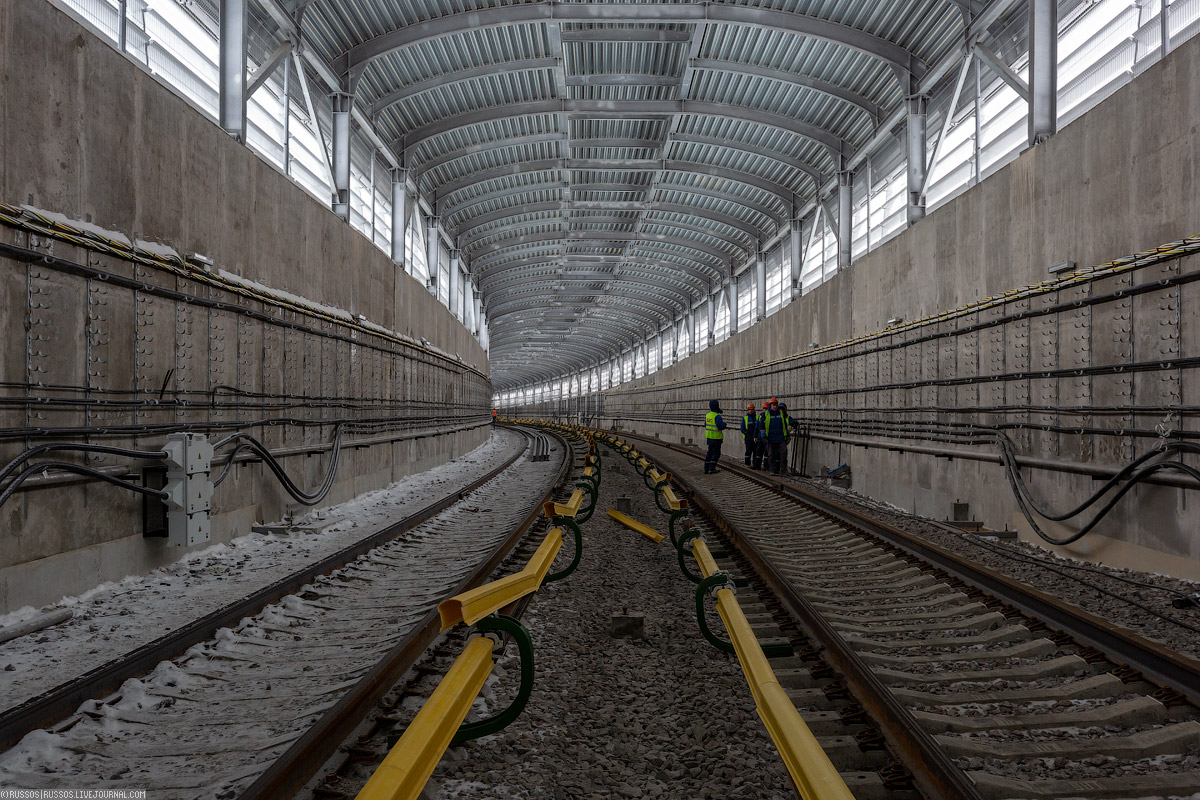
[280,0,971,388]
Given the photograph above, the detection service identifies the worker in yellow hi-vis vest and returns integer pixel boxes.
[704,399,727,474]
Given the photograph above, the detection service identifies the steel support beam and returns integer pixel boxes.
[331,92,353,220]
[974,43,1029,101]
[219,0,248,141]
[905,95,928,226]
[837,171,852,271]
[458,212,758,251]
[248,41,291,98]
[397,100,847,160]
[443,181,784,228]
[391,168,407,268]
[1028,0,1058,146]
[433,158,799,206]
[706,299,715,347]
[921,54,973,200]
[338,3,923,87]
[372,59,559,119]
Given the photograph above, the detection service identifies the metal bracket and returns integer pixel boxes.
[694,572,738,654]
[451,615,535,743]
[543,517,582,583]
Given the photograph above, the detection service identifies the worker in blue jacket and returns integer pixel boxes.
[760,397,788,475]
[739,403,758,466]
[703,399,727,474]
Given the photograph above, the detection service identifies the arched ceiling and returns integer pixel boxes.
[278,0,981,391]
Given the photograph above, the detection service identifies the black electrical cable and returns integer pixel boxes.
[211,428,345,506]
[1007,458,1200,547]
[996,435,1200,546]
[211,441,260,487]
[0,443,169,487]
[0,461,167,510]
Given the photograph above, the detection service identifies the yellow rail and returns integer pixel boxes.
[357,526,565,800]
[544,487,584,519]
[438,529,563,628]
[691,539,856,800]
[356,636,495,800]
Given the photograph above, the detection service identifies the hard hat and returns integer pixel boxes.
[746,403,755,410]
[769,397,778,404]
[762,401,770,409]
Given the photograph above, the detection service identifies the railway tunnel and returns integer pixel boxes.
[2,0,1200,798]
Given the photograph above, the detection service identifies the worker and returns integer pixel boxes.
[778,402,793,474]
[753,401,770,470]
[704,399,727,474]
[492,408,498,424]
[761,398,788,475]
[740,403,758,466]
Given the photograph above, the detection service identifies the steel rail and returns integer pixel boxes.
[0,430,539,751]
[238,426,573,800]
[605,425,1200,786]
[589,429,981,800]
[633,432,1200,702]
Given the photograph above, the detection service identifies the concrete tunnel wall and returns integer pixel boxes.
[529,32,1200,579]
[0,1,491,613]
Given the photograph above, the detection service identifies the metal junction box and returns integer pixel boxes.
[162,432,214,547]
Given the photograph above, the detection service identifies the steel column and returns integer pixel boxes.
[426,217,441,290]
[973,59,982,186]
[705,300,715,347]
[905,95,928,226]
[837,171,853,271]
[219,0,247,142]
[1161,0,1171,59]
[282,56,291,176]
[473,291,483,337]
[1028,0,1058,146]
[789,217,802,302]
[460,269,470,322]
[449,251,462,318]
[331,92,353,220]
[117,0,128,52]
[726,280,739,336]
[755,252,767,321]
[391,169,407,268]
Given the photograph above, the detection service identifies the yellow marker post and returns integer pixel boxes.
[606,509,664,543]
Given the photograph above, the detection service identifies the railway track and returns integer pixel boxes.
[0,427,571,799]
[304,427,596,800]
[601,431,1200,800]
